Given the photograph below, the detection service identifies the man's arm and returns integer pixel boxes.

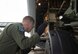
[8,24,40,49]
[36,21,48,35]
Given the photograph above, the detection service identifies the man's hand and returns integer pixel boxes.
[21,48,31,54]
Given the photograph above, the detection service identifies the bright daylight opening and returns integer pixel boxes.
[0,0,28,22]
[0,0,31,36]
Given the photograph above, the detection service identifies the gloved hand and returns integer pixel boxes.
[36,21,48,36]
[21,48,31,54]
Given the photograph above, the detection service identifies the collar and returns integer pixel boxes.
[18,23,25,32]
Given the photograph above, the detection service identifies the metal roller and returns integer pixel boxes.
[64,22,78,27]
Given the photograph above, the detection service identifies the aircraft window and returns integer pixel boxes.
[0,0,28,22]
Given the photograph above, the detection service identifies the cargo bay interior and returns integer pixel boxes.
[0,0,78,54]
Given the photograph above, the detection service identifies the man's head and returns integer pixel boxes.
[22,16,35,32]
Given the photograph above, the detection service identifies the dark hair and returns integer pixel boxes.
[23,16,35,24]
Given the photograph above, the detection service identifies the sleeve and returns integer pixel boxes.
[36,21,48,35]
[10,25,40,49]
